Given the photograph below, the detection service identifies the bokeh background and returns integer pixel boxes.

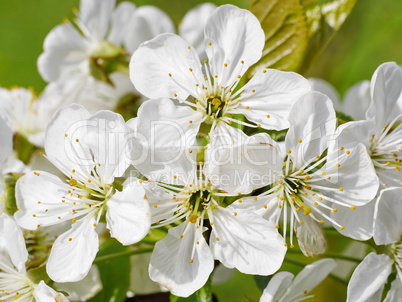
[1,0,401,301]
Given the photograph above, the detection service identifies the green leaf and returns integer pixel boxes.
[3,173,23,216]
[300,0,358,73]
[88,237,131,302]
[248,0,309,75]
[170,278,212,302]
[248,0,358,75]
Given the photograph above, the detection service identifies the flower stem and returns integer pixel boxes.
[94,248,153,263]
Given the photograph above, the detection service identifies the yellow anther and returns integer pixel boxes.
[350,205,356,210]
[320,220,325,224]
[196,241,200,245]
[251,89,256,93]
[72,218,77,223]
[187,46,191,49]
[275,225,279,229]
[179,234,184,238]
[208,42,212,46]
[241,60,245,64]
[253,197,258,201]
[189,150,193,154]
[237,75,241,79]
[234,212,238,216]
[290,244,295,248]
[65,134,68,137]
[284,243,287,247]
[245,106,250,109]
[386,162,391,166]
[299,221,303,225]
[190,259,194,263]
[153,205,158,208]
[314,202,318,206]
[168,73,172,77]
[287,150,292,154]
[263,70,267,73]
[40,152,44,156]
[68,238,73,241]
[216,237,220,241]
[339,188,344,192]
[75,139,79,142]
[32,214,36,217]
[346,151,351,154]
[321,171,326,175]
[69,179,77,186]
[224,63,228,67]
[93,223,97,227]
[332,208,338,212]
[266,114,271,118]
[340,146,344,150]
[263,205,268,209]
[340,226,345,230]
[189,68,193,72]
[336,164,341,167]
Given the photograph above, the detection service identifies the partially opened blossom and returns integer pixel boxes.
[15,104,150,282]
[347,187,402,302]
[335,62,402,188]
[38,0,174,88]
[260,258,337,302]
[210,92,379,255]
[0,214,68,301]
[130,4,310,146]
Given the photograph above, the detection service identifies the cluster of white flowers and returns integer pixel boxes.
[1,0,401,301]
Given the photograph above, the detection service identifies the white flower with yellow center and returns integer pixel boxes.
[139,154,286,297]
[334,62,402,188]
[211,92,379,256]
[130,4,310,145]
[347,187,402,302]
[0,214,68,302]
[14,104,150,282]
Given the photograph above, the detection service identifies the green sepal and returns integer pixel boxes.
[3,173,23,216]
[14,133,38,165]
[336,110,354,126]
[26,265,50,285]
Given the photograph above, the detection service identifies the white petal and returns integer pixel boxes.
[331,198,375,240]
[286,91,336,169]
[0,214,28,273]
[108,1,136,46]
[384,275,402,302]
[207,121,248,149]
[333,119,375,151]
[343,80,371,120]
[130,33,203,100]
[260,272,294,302]
[281,259,337,301]
[106,178,151,245]
[83,110,131,182]
[204,5,264,86]
[373,187,402,245]
[55,266,102,301]
[210,207,286,275]
[125,6,174,53]
[149,221,214,297]
[347,253,393,302]
[45,104,93,177]
[206,132,281,194]
[295,215,326,257]
[308,78,341,111]
[318,143,379,206]
[79,0,115,39]
[34,281,69,302]
[15,171,74,229]
[47,216,99,282]
[367,62,402,132]
[38,23,88,82]
[238,69,310,130]
[179,3,217,61]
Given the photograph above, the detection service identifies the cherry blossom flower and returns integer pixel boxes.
[334,62,402,188]
[0,214,68,301]
[14,104,150,282]
[210,92,379,255]
[130,4,310,145]
[260,258,337,302]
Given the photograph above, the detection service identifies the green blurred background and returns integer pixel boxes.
[1,0,401,301]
